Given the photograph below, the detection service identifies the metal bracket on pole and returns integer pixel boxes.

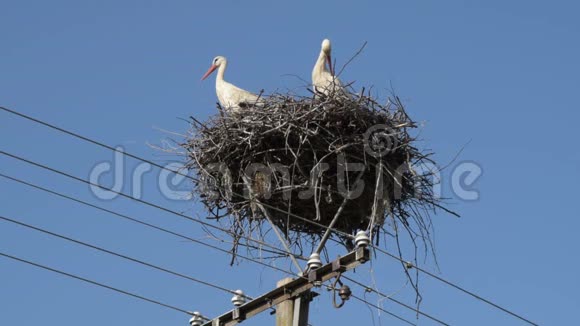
[201,247,370,326]
[232,308,246,322]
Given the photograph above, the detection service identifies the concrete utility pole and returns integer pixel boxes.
[199,246,370,326]
[275,277,313,326]
[275,278,295,326]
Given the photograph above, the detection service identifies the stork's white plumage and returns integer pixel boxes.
[312,39,345,96]
[201,56,262,112]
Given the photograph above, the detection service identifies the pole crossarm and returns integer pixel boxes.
[202,247,370,326]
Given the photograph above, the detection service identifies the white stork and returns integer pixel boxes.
[201,56,262,112]
[312,39,345,96]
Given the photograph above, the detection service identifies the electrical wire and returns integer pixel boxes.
[0,172,290,259]
[0,151,535,326]
[0,173,295,277]
[1,174,412,326]
[0,214,252,299]
[0,251,192,315]
[350,294,416,326]
[343,275,449,325]
[0,106,353,239]
[371,246,538,326]
[0,150,304,263]
[0,106,538,325]
[0,179,416,326]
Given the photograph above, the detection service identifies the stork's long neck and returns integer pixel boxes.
[216,60,227,84]
[314,50,329,75]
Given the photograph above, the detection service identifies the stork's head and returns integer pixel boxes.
[321,39,334,75]
[201,56,227,80]
[321,39,332,54]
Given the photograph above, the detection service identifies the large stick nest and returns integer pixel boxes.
[182,89,453,257]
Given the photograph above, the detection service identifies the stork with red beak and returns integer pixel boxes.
[311,39,345,96]
[201,56,262,113]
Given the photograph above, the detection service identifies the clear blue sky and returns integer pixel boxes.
[1,1,578,325]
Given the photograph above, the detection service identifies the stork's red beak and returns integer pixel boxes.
[326,54,334,76]
[201,64,218,80]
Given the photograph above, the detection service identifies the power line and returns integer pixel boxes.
[342,275,449,325]
[1,147,535,326]
[0,150,304,263]
[0,173,295,276]
[0,251,192,315]
[0,175,417,326]
[0,107,537,325]
[0,173,414,325]
[0,105,355,273]
[350,294,416,326]
[0,172,289,260]
[0,106,352,239]
[371,246,538,326]
[0,214,251,299]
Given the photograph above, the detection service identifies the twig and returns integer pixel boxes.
[337,41,368,78]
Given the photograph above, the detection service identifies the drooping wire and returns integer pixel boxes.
[0,251,192,315]
[343,275,449,325]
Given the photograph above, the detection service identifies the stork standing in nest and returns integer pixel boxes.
[201,56,263,113]
[312,39,346,96]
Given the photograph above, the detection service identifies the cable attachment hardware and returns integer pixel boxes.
[354,230,370,248]
[307,253,322,271]
[306,253,323,287]
[338,285,352,302]
[331,273,351,308]
[231,289,246,307]
[189,312,204,326]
